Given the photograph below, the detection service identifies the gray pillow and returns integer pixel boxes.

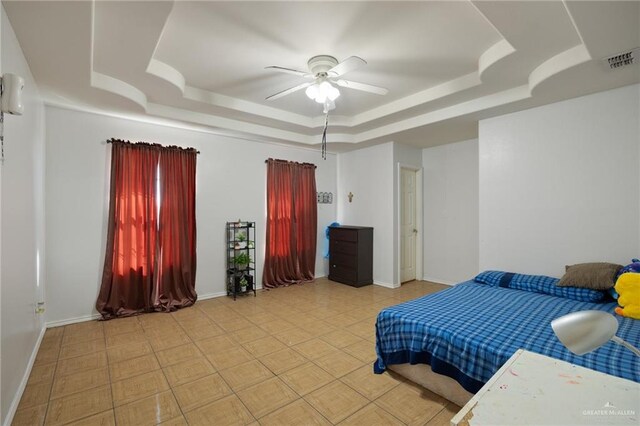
[557,262,623,290]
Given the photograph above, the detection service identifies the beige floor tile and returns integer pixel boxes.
[246,311,280,324]
[425,403,461,426]
[114,391,181,426]
[260,347,308,375]
[304,381,368,424]
[44,385,112,425]
[342,340,377,363]
[137,313,177,329]
[64,321,103,335]
[241,336,287,358]
[313,351,364,378]
[259,399,330,426]
[34,346,60,366]
[324,312,363,328]
[55,351,108,377]
[44,327,64,338]
[58,339,105,360]
[50,367,110,399]
[184,322,225,340]
[103,317,142,337]
[163,357,216,387]
[109,353,160,381]
[12,403,48,426]
[206,345,254,370]
[319,329,363,348]
[340,403,404,425]
[279,363,335,396]
[218,317,254,332]
[218,359,274,391]
[106,341,153,364]
[105,330,147,348]
[345,320,376,341]
[159,416,188,425]
[147,331,192,352]
[296,320,337,336]
[66,410,115,426]
[111,370,170,406]
[236,377,299,419]
[340,365,402,400]
[195,334,238,355]
[62,329,104,346]
[374,383,447,426]
[272,327,314,346]
[185,394,255,426]
[17,381,52,410]
[155,342,202,367]
[292,339,339,360]
[27,363,56,385]
[257,319,296,334]
[173,373,233,412]
[229,326,268,344]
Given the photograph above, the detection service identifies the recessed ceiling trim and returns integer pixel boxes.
[479,39,516,78]
[355,85,531,143]
[349,72,482,127]
[529,44,591,92]
[146,58,185,93]
[90,71,148,111]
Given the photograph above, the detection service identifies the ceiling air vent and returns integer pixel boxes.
[604,48,639,70]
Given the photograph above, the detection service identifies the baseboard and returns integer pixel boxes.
[374,281,398,289]
[3,326,46,426]
[422,276,457,286]
[198,291,227,300]
[46,313,101,328]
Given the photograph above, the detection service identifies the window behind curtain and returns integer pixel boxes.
[263,158,317,288]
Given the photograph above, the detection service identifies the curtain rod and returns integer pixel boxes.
[265,158,317,169]
[107,138,200,154]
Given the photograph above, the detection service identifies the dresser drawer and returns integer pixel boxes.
[330,252,357,267]
[330,240,357,255]
[329,264,357,282]
[330,228,358,242]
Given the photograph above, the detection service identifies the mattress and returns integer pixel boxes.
[374,281,640,393]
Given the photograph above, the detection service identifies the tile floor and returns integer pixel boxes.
[13,278,461,425]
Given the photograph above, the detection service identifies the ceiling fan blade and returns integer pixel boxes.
[328,56,367,77]
[265,82,313,100]
[265,66,312,78]
[336,79,388,95]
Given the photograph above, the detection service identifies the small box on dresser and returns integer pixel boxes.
[328,225,373,287]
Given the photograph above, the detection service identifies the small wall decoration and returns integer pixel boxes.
[348,192,354,203]
[317,192,333,204]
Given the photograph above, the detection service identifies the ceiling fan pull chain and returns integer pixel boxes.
[321,112,329,160]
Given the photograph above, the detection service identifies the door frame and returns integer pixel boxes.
[396,164,423,285]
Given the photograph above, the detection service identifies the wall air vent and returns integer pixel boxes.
[604,48,639,70]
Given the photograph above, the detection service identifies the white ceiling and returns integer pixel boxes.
[4,1,639,151]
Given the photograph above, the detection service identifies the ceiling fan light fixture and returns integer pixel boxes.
[306,81,340,104]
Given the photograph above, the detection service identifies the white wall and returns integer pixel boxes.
[479,84,640,277]
[337,142,395,286]
[44,106,337,324]
[0,5,46,424]
[422,139,479,284]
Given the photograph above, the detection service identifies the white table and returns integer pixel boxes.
[451,349,640,425]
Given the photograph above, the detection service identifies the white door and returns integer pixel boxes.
[400,168,417,283]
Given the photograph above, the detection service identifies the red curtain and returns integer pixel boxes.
[97,140,197,319]
[97,142,159,318]
[263,159,317,288]
[155,149,197,310]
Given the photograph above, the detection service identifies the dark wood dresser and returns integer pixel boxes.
[328,226,373,287]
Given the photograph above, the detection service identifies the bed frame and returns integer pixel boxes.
[389,363,473,407]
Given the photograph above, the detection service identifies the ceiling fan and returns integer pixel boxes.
[265,55,388,112]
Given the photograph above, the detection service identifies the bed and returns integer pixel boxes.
[374,278,640,406]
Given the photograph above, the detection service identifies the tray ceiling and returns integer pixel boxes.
[4,1,639,151]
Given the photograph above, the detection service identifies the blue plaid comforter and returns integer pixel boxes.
[374,281,640,393]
